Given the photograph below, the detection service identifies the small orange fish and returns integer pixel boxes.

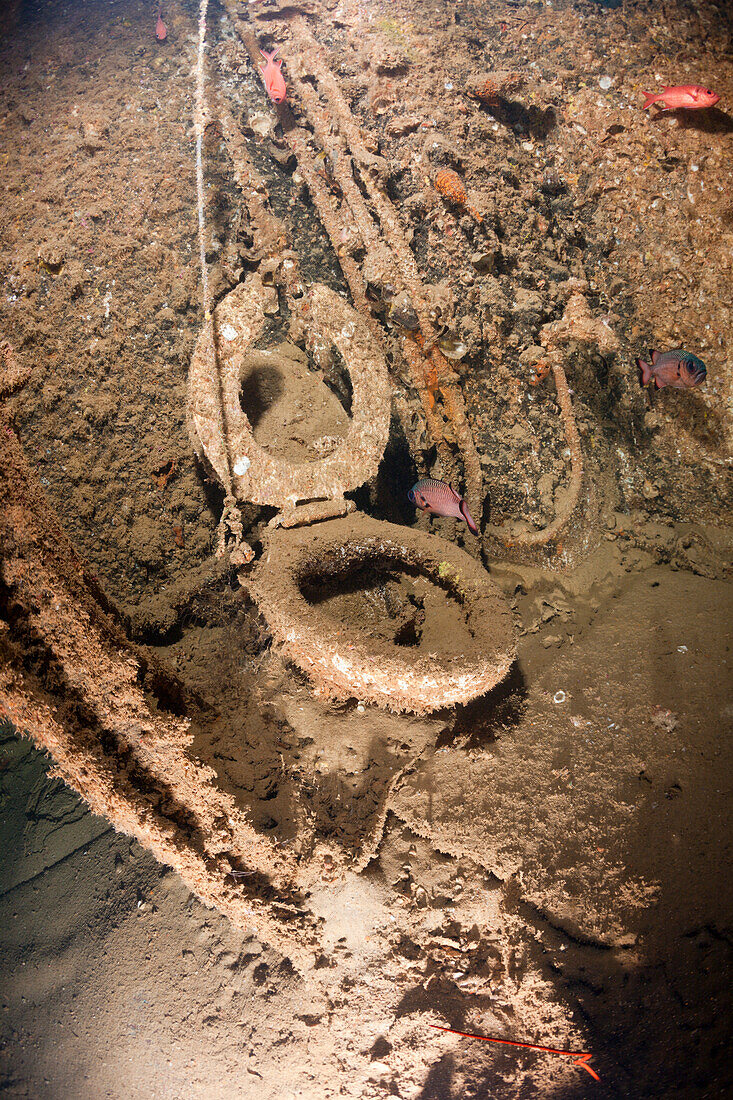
[434,168,483,223]
[259,47,286,105]
[155,5,167,41]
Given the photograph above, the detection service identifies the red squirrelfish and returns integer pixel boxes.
[642,85,719,111]
[155,6,167,41]
[636,349,707,390]
[408,478,478,535]
[259,47,286,105]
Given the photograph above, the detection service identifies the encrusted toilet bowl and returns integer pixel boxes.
[187,274,515,713]
[249,514,515,713]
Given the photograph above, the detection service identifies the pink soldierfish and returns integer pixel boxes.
[155,6,167,41]
[408,478,479,535]
[642,86,719,111]
[636,349,707,390]
[259,47,286,105]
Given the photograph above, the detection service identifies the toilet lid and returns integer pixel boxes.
[187,274,392,510]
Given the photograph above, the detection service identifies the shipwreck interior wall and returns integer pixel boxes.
[1,0,732,1096]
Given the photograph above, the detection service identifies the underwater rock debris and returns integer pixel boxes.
[465,70,524,106]
[217,98,292,270]
[0,348,321,966]
[0,338,30,397]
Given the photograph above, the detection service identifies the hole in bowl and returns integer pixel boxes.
[239,343,350,464]
[239,363,284,428]
[298,559,482,659]
[320,345,353,417]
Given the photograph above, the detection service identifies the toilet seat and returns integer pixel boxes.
[187,275,391,512]
[187,274,515,713]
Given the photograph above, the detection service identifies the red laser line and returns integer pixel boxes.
[430,1025,601,1081]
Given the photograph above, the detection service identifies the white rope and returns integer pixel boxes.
[195,0,211,320]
